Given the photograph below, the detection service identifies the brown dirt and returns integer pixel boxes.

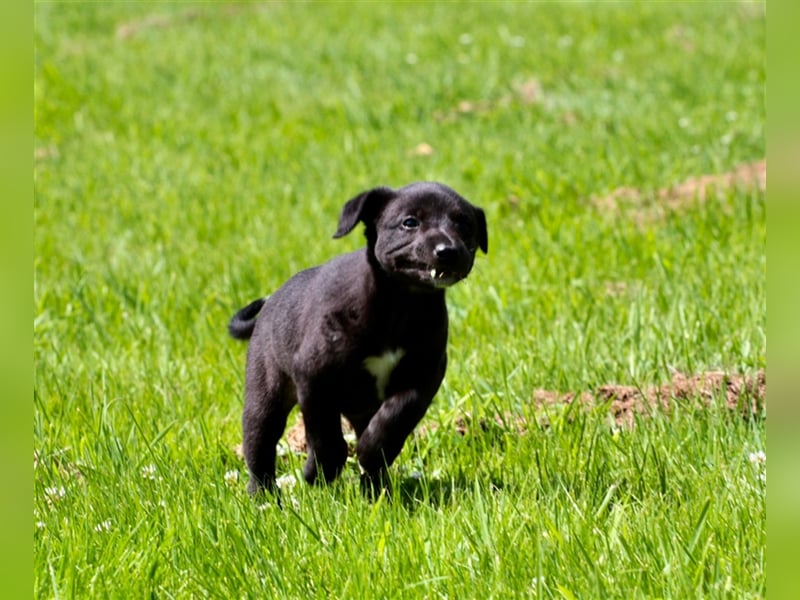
[433,78,544,123]
[532,369,765,428]
[115,4,257,40]
[268,370,765,455]
[115,9,203,39]
[591,159,766,217]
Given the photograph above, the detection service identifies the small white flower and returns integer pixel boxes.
[748,450,766,464]
[44,486,66,505]
[409,470,424,480]
[35,521,46,530]
[94,519,112,533]
[224,469,240,485]
[141,464,157,480]
[276,474,297,490]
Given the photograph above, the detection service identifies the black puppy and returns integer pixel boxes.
[229,182,487,494]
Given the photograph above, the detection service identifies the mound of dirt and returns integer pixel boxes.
[591,159,766,221]
[272,370,765,455]
[533,370,765,428]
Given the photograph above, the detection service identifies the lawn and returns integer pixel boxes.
[34,2,765,598]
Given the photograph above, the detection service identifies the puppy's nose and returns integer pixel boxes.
[434,243,459,263]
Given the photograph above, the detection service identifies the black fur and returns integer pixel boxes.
[229,182,487,494]
[228,298,266,340]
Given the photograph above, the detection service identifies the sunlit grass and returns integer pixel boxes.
[35,2,765,597]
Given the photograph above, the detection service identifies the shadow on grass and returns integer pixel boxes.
[393,472,509,511]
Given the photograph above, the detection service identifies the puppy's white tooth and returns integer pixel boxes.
[430,268,437,279]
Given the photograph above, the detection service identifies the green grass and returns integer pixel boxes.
[34,2,765,598]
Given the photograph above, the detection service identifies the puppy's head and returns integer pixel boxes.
[334,182,488,290]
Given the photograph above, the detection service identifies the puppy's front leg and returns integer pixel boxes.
[356,390,433,491]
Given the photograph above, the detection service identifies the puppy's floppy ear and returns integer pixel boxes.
[333,186,395,239]
[474,207,488,254]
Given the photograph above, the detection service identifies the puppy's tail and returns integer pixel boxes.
[228,298,266,340]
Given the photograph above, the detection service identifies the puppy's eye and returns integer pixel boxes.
[454,216,473,235]
[401,217,420,229]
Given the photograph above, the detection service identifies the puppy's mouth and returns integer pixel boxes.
[428,267,459,287]
[394,259,463,288]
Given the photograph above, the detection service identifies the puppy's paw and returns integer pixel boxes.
[247,476,277,496]
[303,441,348,485]
[360,471,392,500]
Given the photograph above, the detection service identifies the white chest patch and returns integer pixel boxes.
[363,348,406,401]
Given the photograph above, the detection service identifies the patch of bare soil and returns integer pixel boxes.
[591,159,766,219]
[267,370,765,456]
[532,369,765,428]
[433,78,545,123]
[115,9,203,40]
[115,4,257,40]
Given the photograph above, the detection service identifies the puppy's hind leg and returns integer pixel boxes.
[242,367,294,494]
[297,385,348,485]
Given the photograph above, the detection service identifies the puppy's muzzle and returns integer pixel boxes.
[427,242,474,288]
[434,243,460,263]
